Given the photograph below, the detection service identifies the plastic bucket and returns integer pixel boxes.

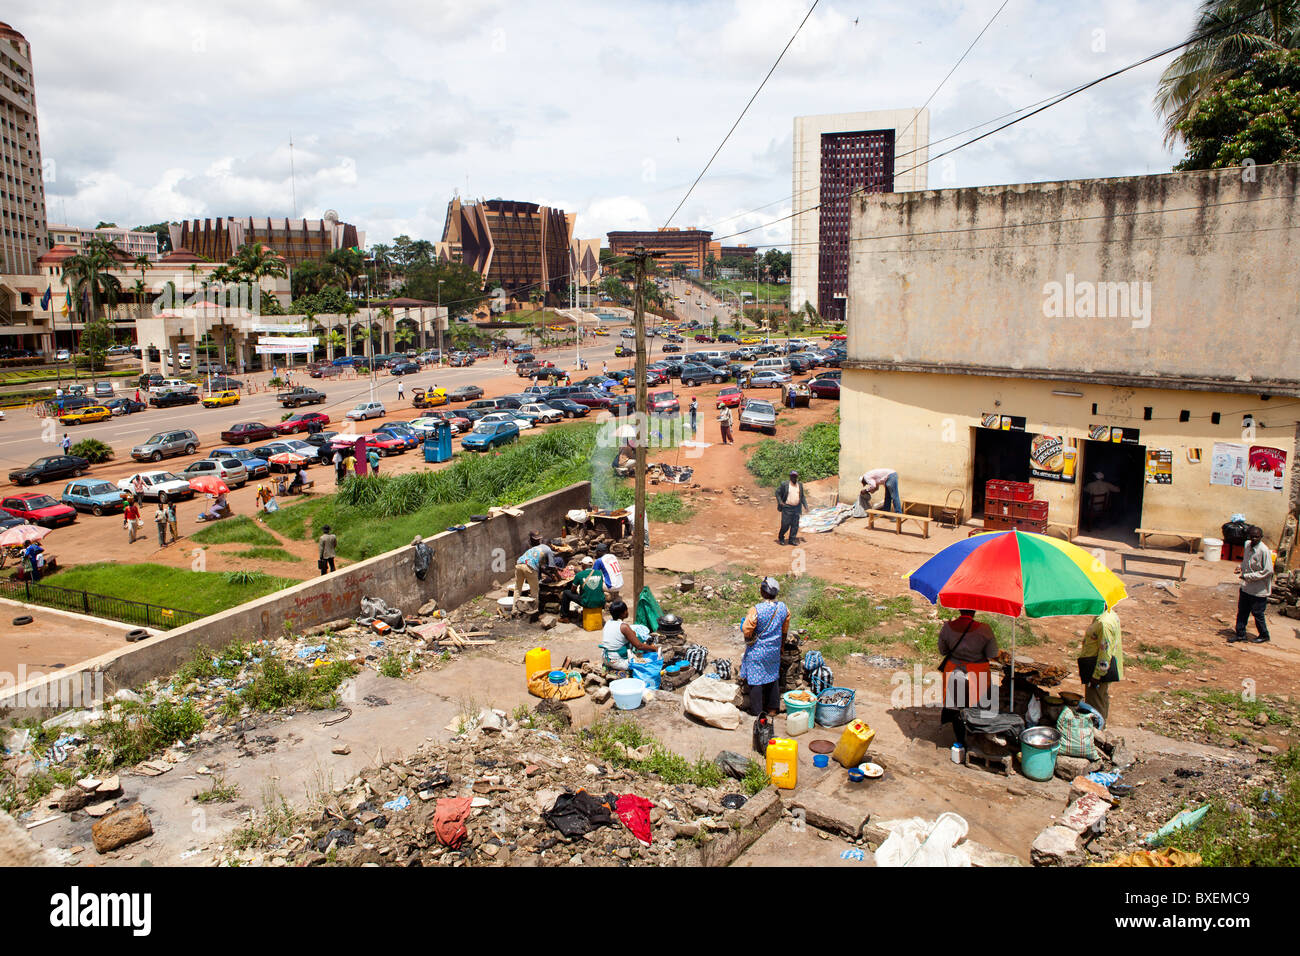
[1203,537,1223,562]
[813,753,829,768]
[610,677,647,710]
[782,691,817,732]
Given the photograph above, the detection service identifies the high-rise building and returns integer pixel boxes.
[443,198,574,303]
[47,224,161,260]
[169,211,364,267]
[0,22,48,275]
[606,227,714,274]
[791,109,928,323]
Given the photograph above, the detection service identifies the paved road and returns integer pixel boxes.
[0,334,634,476]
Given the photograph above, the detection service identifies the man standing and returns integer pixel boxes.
[166,500,178,543]
[861,468,903,514]
[22,541,44,582]
[132,473,146,501]
[333,448,344,484]
[154,502,168,547]
[1231,525,1274,644]
[1079,608,1123,722]
[61,433,71,455]
[688,397,698,438]
[717,404,734,445]
[397,380,405,402]
[123,498,141,543]
[775,470,807,546]
[366,447,380,475]
[318,525,337,575]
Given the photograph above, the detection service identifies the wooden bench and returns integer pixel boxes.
[1119,551,1188,581]
[1045,522,1079,542]
[865,509,932,539]
[904,497,965,528]
[1135,528,1202,553]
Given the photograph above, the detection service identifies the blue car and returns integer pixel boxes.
[374,423,420,450]
[211,446,271,478]
[61,479,127,516]
[461,421,519,451]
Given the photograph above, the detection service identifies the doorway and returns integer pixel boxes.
[972,428,1033,516]
[1078,440,1146,539]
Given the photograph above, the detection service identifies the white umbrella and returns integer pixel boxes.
[0,524,53,548]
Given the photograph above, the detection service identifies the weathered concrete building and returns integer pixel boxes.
[841,164,1300,545]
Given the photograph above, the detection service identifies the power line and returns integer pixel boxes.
[661,0,820,230]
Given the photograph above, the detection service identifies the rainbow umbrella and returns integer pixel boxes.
[909,531,1127,708]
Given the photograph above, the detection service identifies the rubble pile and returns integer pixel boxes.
[1271,569,1300,618]
[237,714,755,867]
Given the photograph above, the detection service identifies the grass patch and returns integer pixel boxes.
[44,563,291,618]
[1131,642,1219,672]
[1164,748,1300,865]
[1172,689,1295,729]
[237,547,298,562]
[746,417,839,487]
[583,718,725,788]
[261,496,331,541]
[88,699,206,770]
[741,759,771,796]
[194,776,241,804]
[241,658,358,712]
[608,483,695,523]
[189,516,277,547]
[378,653,404,679]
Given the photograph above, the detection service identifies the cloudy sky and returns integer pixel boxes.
[14,0,1195,250]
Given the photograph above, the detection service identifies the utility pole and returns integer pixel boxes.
[629,244,661,603]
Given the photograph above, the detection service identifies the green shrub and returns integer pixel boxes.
[242,658,357,711]
[69,438,113,463]
[746,418,840,487]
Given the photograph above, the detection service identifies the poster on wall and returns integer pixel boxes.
[1247,446,1287,492]
[1210,442,1249,487]
[1029,434,1078,482]
[1089,424,1141,444]
[980,413,1026,431]
[1145,448,1173,484]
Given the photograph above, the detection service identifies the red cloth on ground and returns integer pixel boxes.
[433,796,473,849]
[615,794,655,846]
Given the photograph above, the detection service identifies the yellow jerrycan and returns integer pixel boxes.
[831,720,875,768]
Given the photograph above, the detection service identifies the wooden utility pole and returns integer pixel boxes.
[631,244,649,602]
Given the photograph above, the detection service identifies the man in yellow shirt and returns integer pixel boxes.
[1079,608,1123,722]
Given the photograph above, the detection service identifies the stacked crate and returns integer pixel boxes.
[984,480,1048,533]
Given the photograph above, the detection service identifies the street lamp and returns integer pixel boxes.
[437,279,444,363]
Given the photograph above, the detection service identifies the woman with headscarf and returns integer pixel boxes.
[740,576,790,718]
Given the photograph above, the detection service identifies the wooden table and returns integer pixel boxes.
[1135,528,1202,553]
[1119,551,1188,581]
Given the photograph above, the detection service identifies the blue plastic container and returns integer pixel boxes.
[813,753,829,768]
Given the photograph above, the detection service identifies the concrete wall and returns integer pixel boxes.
[839,369,1296,541]
[0,482,591,716]
[846,164,1300,391]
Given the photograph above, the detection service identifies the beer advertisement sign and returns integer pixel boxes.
[1030,433,1076,483]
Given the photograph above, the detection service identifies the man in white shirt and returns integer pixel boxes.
[775,470,807,545]
[861,468,902,514]
[594,542,624,597]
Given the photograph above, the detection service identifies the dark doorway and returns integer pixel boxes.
[1078,440,1146,539]
[972,428,1033,516]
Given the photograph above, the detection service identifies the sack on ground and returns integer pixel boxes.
[1056,706,1099,760]
[682,675,743,730]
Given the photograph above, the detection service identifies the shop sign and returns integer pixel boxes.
[1210,442,1249,487]
[1088,424,1141,444]
[1247,446,1287,492]
[1145,448,1173,485]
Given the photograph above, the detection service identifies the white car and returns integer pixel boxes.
[54,349,71,361]
[181,458,249,488]
[479,411,534,430]
[347,401,386,421]
[149,378,198,395]
[748,370,791,388]
[106,345,131,357]
[517,403,563,424]
[116,471,194,503]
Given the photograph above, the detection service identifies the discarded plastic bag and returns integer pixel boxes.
[876,813,971,867]
[682,675,743,730]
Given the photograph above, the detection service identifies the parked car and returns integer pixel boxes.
[210,447,271,478]
[544,397,590,418]
[1,492,77,527]
[308,363,342,378]
[569,391,612,409]
[606,394,636,416]
[61,480,127,516]
[105,397,147,416]
[516,402,564,424]
[116,471,194,503]
[105,345,132,357]
[54,349,71,362]
[131,430,199,463]
[415,411,471,434]
[151,389,200,409]
[390,362,420,375]
[809,376,840,399]
[662,343,682,353]
[356,433,407,456]
[58,404,111,426]
[715,386,745,409]
[748,370,791,388]
[93,381,115,399]
[449,353,475,367]
[253,440,326,466]
[448,385,484,402]
[680,363,728,387]
[619,329,635,339]
[181,458,249,489]
[208,376,245,390]
[479,411,534,431]
[220,422,276,445]
[347,401,386,421]
[694,334,715,343]
[201,389,241,408]
[648,390,680,414]
[276,411,331,434]
[461,421,520,451]
[373,423,421,449]
[739,399,778,434]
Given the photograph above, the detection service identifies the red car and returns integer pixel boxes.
[569,391,612,409]
[426,410,471,433]
[825,332,847,341]
[649,390,680,414]
[276,411,332,434]
[358,434,407,456]
[220,422,276,444]
[809,378,840,399]
[2,492,76,527]
[715,385,745,409]
[694,334,715,343]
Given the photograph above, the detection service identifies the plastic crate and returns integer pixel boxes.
[1009,481,1035,502]
[1026,500,1049,520]
[815,687,857,728]
[984,515,1013,531]
[1013,517,1047,533]
[985,479,1012,501]
[1010,500,1031,518]
[987,500,1012,518]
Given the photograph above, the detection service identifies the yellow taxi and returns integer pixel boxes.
[593,328,610,336]
[59,404,111,425]
[740,336,762,345]
[201,389,241,408]
[547,324,566,332]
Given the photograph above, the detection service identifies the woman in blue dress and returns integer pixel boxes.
[740,577,790,717]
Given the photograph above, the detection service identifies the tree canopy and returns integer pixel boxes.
[1175,48,1300,168]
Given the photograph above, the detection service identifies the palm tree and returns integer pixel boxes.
[1156,1,1300,143]
[369,243,393,293]
[130,279,148,323]
[327,329,346,361]
[341,300,359,356]
[60,237,123,384]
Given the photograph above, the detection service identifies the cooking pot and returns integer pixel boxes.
[658,613,684,635]
[1019,726,1061,781]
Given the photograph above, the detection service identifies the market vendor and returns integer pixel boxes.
[514,531,557,609]
[740,577,790,718]
[559,556,607,622]
[599,599,657,670]
[937,609,999,743]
